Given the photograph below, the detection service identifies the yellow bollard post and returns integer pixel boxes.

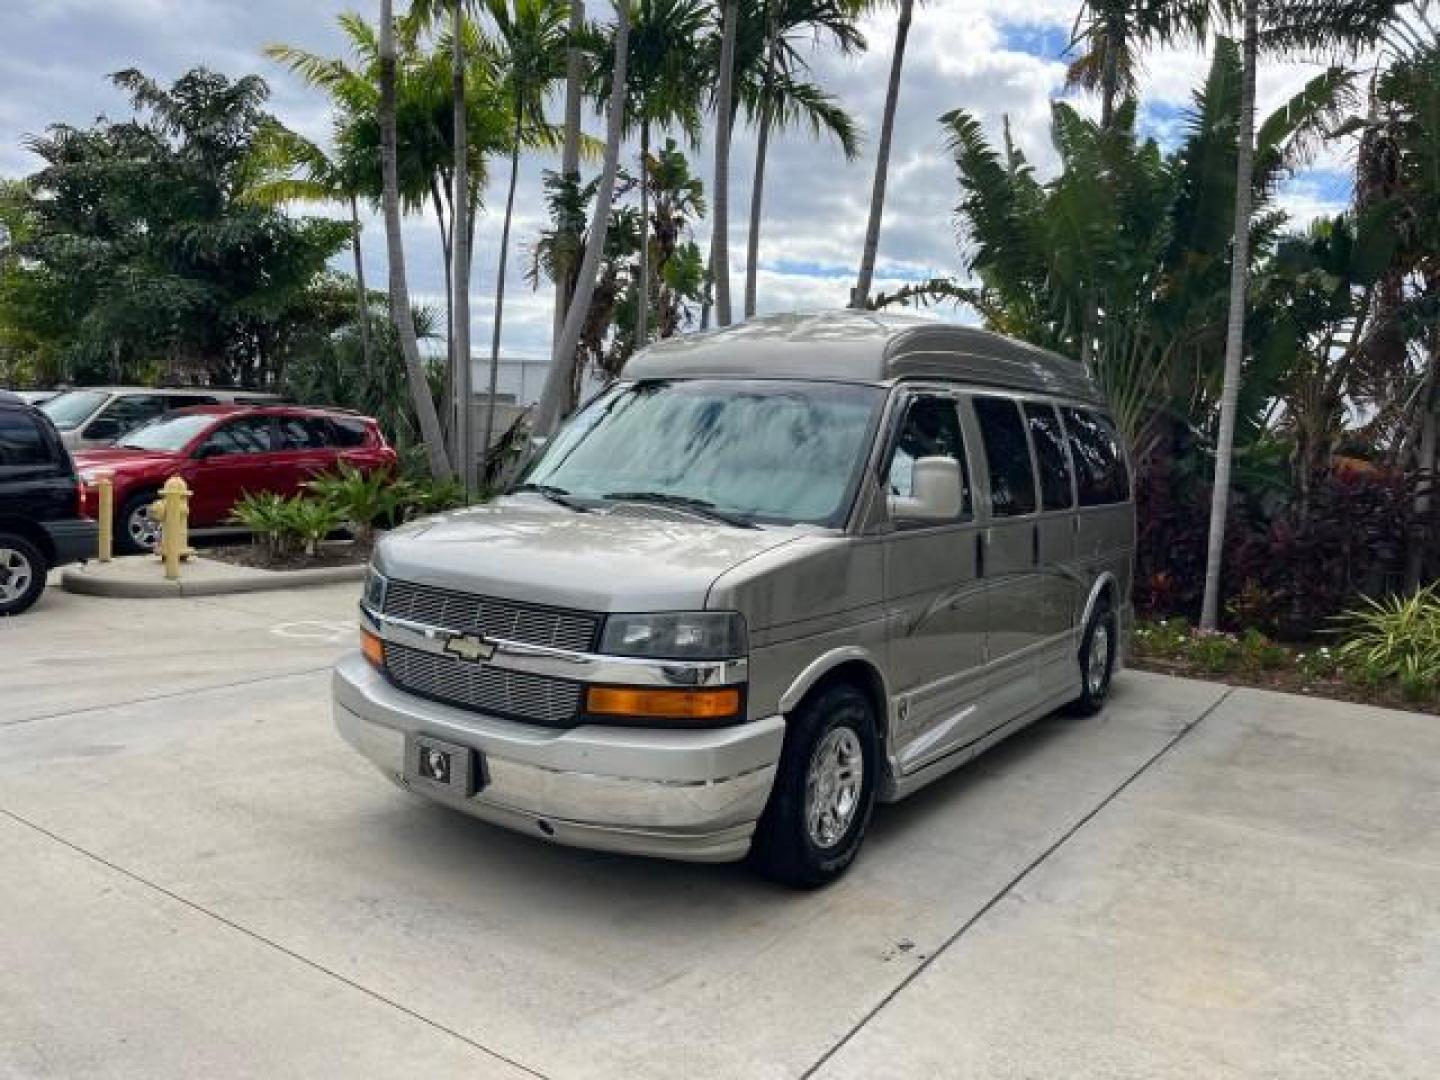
[155,476,192,581]
[95,473,114,563]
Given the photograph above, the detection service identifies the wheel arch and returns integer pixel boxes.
[778,648,892,746]
[1079,571,1118,640]
[0,516,56,566]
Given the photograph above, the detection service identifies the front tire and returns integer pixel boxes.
[0,534,47,616]
[751,682,877,889]
[1069,598,1118,716]
[118,491,161,554]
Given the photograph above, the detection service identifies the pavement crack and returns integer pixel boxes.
[0,804,551,1080]
[800,686,1237,1079]
[1,666,336,729]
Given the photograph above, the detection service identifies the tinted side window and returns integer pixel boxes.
[1024,403,1075,510]
[328,418,368,448]
[886,395,971,523]
[278,416,329,450]
[973,396,1037,517]
[1061,408,1130,506]
[169,395,217,410]
[0,411,51,467]
[201,417,274,456]
[89,394,168,440]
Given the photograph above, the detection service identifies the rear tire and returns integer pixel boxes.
[118,491,161,554]
[0,534,47,617]
[751,682,878,889]
[1068,598,1117,717]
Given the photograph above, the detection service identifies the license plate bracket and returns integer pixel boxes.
[408,734,482,797]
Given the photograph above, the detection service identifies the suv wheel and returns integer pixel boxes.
[119,491,161,554]
[751,682,877,888]
[0,534,47,616]
[1068,598,1117,716]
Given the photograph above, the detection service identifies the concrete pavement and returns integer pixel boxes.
[2,582,1437,1078]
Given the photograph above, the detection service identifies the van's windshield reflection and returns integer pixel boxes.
[521,379,883,526]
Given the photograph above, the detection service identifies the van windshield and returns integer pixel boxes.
[524,379,883,526]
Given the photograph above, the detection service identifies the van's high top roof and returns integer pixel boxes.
[624,310,1103,404]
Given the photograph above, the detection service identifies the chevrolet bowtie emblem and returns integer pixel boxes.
[443,632,497,663]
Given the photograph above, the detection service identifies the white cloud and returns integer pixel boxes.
[2,0,1363,361]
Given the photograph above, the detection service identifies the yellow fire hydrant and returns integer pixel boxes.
[149,476,195,581]
[95,473,115,563]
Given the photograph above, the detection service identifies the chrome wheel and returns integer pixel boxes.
[127,503,161,551]
[805,726,864,850]
[1087,622,1111,696]
[0,547,33,604]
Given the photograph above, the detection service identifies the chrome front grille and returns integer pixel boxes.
[383,580,599,652]
[384,642,583,727]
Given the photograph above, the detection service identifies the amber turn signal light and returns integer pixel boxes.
[360,627,385,668]
[585,686,742,721]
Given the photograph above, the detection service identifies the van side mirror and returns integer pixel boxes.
[888,456,962,523]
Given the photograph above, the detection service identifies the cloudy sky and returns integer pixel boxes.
[2,0,1356,361]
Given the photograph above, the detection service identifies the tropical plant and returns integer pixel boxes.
[741,0,865,318]
[1335,583,1440,688]
[851,0,913,310]
[2,69,350,387]
[305,463,405,545]
[588,0,709,345]
[534,0,632,437]
[710,0,741,325]
[479,0,573,468]
[230,491,296,558]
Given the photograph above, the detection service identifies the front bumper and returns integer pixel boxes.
[332,652,785,862]
[41,519,98,567]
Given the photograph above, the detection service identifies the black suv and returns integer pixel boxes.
[0,390,97,615]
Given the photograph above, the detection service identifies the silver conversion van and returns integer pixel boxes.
[334,311,1134,886]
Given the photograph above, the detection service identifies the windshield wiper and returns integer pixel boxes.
[603,491,759,530]
[512,482,591,513]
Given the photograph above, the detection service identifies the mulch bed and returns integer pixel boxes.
[1129,656,1440,716]
[202,541,371,572]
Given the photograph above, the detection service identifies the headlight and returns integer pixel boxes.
[599,612,747,660]
[362,566,388,612]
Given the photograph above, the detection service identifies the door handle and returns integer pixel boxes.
[1032,523,1040,566]
[975,532,985,579]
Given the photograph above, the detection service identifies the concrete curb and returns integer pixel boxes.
[61,559,366,599]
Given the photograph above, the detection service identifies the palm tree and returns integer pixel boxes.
[850,0,912,310]
[553,0,587,347]
[590,0,709,346]
[480,0,571,468]
[1067,1,1216,130]
[742,0,864,318]
[1200,0,1410,628]
[243,128,377,375]
[534,0,632,436]
[711,0,741,325]
[379,0,453,479]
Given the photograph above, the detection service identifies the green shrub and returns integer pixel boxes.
[305,463,402,545]
[1238,628,1289,673]
[230,491,295,558]
[1295,646,1340,681]
[277,496,347,557]
[1134,618,1190,660]
[399,477,467,519]
[1185,631,1243,673]
[1335,585,1440,686]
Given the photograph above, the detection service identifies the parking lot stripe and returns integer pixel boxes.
[801,686,1237,1079]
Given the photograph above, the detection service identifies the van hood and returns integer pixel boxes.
[374,496,809,613]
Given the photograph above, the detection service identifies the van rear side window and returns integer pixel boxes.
[1024,403,1075,510]
[1060,408,1129,506]
[973,396,1037,517]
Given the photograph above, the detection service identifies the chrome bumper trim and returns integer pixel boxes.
[333,652,783,862]
[361,604,748,688]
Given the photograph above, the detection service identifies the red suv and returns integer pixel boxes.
[74,405,397,552]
